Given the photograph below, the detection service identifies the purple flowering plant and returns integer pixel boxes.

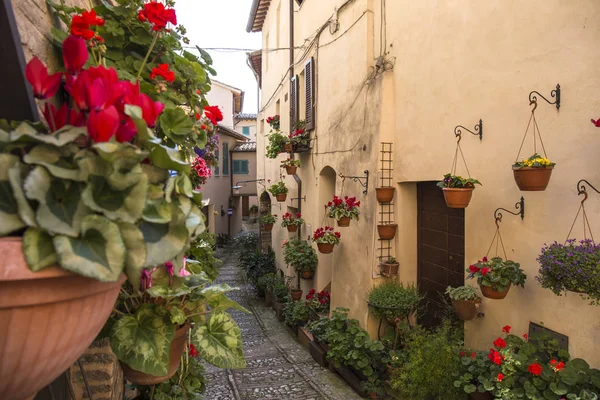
[537,239,600,305]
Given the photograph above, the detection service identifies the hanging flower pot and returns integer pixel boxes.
[377,224,397,240]
[313,227,341,254]
[290,289,303,301]
[287,225,298,233]
[317,243,335,254]
[282,212,304,233]
[276,193,287,202]
[512,165,554,191]
[379,257,399,277]
[337,216,351,227]
[467,256,525,300]
[326,196,360,228]
[205,158,214,166]
[268,181,288,203]
[480,283,512,300]
[263,223,274,231]
[0,238,125,400]
[120,323,190,385]
[442,187,474,208]
[376,187,395,203]
[452,298,481,320]
[301,270,314,279]
[285,165,297,175]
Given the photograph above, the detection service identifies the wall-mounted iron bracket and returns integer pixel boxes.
[454,119,483,141]
[494,197,525,224]
[529,84,561,110]
[270,203,282,210]
[576,179,600,203]
[338,170,369,194]
[291,196,306,202]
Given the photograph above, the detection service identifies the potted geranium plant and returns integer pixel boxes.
[261,214,277,231]
[284,238,318,279]
[281,158,301,175]
[290,120,310,152]
[513,153,555,191]
[281,212,304,232]
[266,115,280,130]
[437,174,482,208]
[467,257,527,299]
[268,181,289,202]
[445,285,481,321]
[312,226,341,254]
[537,239,600,305]
[327,195,361,227]
[379,256,400,277]
[306,289,331,317]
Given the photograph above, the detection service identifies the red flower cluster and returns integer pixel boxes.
[592,118,600,128]
[266,115,279,124]
[306,289,330,305]
[71,10,104,40]
[327,195,360,210]
[289,128,306,138]
[312,226,341,241]
[138,1,177,31]
[550,359,565,371]
[189,343,199,358]
[468,257,489,274]
[502,325,512,334]
[204,105,224,126]
[496,373,505,382]
[528,363,543,376]
[150,64,175,82]
[487,348,505,365]
[493,337,507,349]
[282,212,301,222]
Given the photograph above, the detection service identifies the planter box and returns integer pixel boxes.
[298,326,313,348]
[276,302,286,321]
[335,365,368,397]
[309,340,328,368]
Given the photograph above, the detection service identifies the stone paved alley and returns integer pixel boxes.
[203,239,362,400]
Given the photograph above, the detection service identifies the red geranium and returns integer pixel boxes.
[71,10,105,40]
[25,57,62,99]
[189,343,199,358]
[138,2,177,31]
[487,348,504,365]
[528,363,543,376]
[150,64,176,82]
[493,337,507,349]
[204,105,223,125]
[497,373,504,382]
[502,325,512,334]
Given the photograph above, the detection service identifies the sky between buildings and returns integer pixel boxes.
[176,0,262,114]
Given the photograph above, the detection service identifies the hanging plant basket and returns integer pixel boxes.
[442,188,474,209]
[376,187,395,203]
[380,262,399,277]
[301,270,314,279]
[263,223,274,231]
[0,238,125,400]
[287,225,298,233]
[284,143,293,153]
[480,283,512,300]
[337,216,351,227]
[120,323,190,385]
[513,167,553,191]
[451,298,481,321]
[291,289,303,301]
[276,193,287,202]
[205,158,214,166]
[377,224,397,240]
[317,243,335,254]
[285,165,298,175]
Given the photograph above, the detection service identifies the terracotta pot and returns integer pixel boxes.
[369,393,379,399]
[480,283,512,300]
[205,158,214,166]
[513,166,553,191]
[287,225,298,233]
[265,290,273,306]
[380,262,399,277]
[290,289,303,301]
[452,298,482,321]
[469,392,494,400]
[121,323,190,385]
[376,187,395,203]
[276,193,287,202]
[263,223,274,231]
[301,270,314,280]
[337,216,351,227]
[0,238,125,400]
[285,165,298,175]
[284,143,293,152]
[442,187,474,208]
[377,224,397,240]
[317,243,335,254]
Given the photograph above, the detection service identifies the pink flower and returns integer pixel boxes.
[179,256,191,277]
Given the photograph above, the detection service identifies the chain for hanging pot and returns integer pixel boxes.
[514,100,551,163]
[450,133,473,178]
[485,217,508,260]
[565,190,595,245]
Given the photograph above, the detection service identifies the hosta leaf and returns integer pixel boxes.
[159,108,194,137]
[0,154,25,235]
[53,215,125,282]
[8,162,37,227]
[118,222,146,289]
[24,166,90,237]
[192,312,246,369]
[139,208,190,268]
[23,145,81,181]
[110,304,174,376]
[81,173,148,224]
[23,228,57,271]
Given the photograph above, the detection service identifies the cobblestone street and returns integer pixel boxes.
[204,241,362,400]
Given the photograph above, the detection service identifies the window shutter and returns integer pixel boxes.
[290,75,299,128]
[222,143,229,175]
[214,147,219,175]
[305,57,315,131]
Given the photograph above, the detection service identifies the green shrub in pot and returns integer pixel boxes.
[367,281,422,325]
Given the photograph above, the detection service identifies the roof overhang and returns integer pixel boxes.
[246,0,271,33]
[247,50,262,88]
[216,125,250,141]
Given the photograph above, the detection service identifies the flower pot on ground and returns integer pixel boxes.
[121,323,190,385]
[368,281,422,326]
[512,154,555,191]
[261,214,277,232]
[445,285,482,321]
[291,289,303,301]
[379,257,399,277]
[283,300,310,328]
[327,195,360,228]
[377,224,398,240]
[312,227,341,254]
[437,174,481,208]
[280,158,300,176]
[306,289,330,316]
[281,212,304,233]
[0,238,125,400]
[467,256,526,300]
[376,187,395,203]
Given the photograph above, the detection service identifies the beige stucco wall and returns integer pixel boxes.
[206,82,237,129]
[235,119,257,141]
[256,0,600,367]
[232,151,258,196]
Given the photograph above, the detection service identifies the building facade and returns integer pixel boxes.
[247,0,600,366]
[235,113,258,141]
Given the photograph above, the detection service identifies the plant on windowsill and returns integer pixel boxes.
[537,239,600,306]
[268,180,289,202]
[379,256,399,277]
[445,285,481,321]
[467,257,527,299]
[281,212,304,233]
[267,115,280,131]
[367,281,422,326]
[327,195,361,227]
[261,214,277,231]
[281,158,301,175]
[513,154,556,192]
[283,238,318,280]
[437,174,482,208]
[290,120,310,152]
[312,226,341,254]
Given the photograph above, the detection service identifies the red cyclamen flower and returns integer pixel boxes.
[71,10,105,40]
[62,35,88,75]
[43,103,84,132]
[138,2,177,31]
[150,64,176,82]
[469,264,480,274]
[591,118,600,127]
[481,267,490,276]
[528,363,543,376]
[87,106,120,143]
[25,57,62,99]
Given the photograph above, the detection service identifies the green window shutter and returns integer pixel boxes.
[233,160,249,174]
[242,126,250,135]
[305,58,315,130]
[222,143,229,175]
[214,147,219,175]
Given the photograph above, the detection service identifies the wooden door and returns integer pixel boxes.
[242,196,250,217]
[417,182,465,328]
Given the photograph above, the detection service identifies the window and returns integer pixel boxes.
[305,57,315,130]
[222,143,229,175]
[233,160,249,174]
[290,76,299,127]
[242,126,250,136]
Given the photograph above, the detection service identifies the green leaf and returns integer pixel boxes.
[139,207,191,268]
[159,108,194,137]
[125,105,160,144]
[23,145,82,181]
[149,144,189,172]
[110,304,175,376]
[0,154,26,235]
[23,228,57,271]
[142,198,173,224]
[147,271,210,299]
[8,161,37,227]
[192,312,246,369]
[24,166,91,237]
[11,124,86,147]
[53,215,125,282]
[170,308,187,325]
[118,222,147,289]
[185,205,205,236]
